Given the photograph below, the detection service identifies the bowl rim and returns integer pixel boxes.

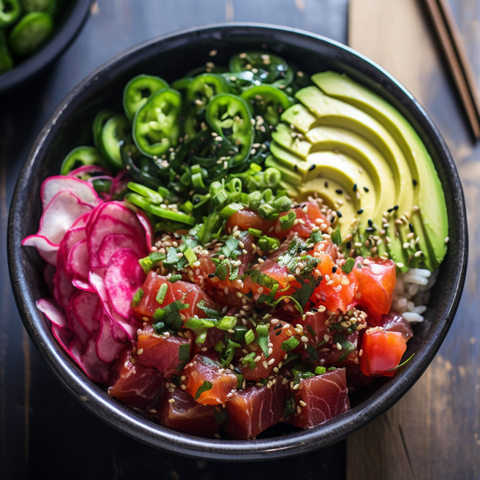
[8,22,468,461]
[0,0,92,95]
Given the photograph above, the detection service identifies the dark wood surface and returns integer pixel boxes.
[0,0,477,479]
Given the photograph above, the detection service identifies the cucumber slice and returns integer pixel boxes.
[9,12,54,57]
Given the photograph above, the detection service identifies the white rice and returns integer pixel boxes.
[391,268,438,323]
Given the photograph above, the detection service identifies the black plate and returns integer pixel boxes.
[0,0,92,95]
[7,24,468,461]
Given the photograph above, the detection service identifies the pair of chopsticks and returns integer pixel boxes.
[422,0,480,139]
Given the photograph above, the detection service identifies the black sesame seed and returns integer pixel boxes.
[294,164,298,172]
[311,308,318,313]
[353,184,357,192]
[409,223,414,232]
[336,211,343,218]
[368,219,373,227]
[208,273,216,278]
[332,266,338,273]
[364,187,369,192]
[261,255,267,260]
[330,216,335,223]
[393,205,399,210]
[336,189,343,194]
[413,179,418,186]
[309,164,316,171]
[346,241,352,249]
[274,323,283,330]
[357,209,364,214]
[325,181,329,188]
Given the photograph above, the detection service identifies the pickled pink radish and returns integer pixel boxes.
[22,234,59,265]
[41,175,102,209]
[37,190,93,245]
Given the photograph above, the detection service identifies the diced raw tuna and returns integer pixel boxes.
[379,312,414,342]
[183,354,237,406]
[158,388,220,438]
[226,376,286,439]
[241,322,297,382]
[108,347,164,408]
[345,364,374,393]
[136,326,191,376]
[290,369,350,428]
[132,271,215,321]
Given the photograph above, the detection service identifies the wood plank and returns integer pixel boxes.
[348,0,480,479]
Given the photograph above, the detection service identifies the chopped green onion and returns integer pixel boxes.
[212,188,229,209]
[264,167,281,188]
[273,196,293,212]
[219,203,244,219]
[248,228,263,237]
[247,191,262,210]
[131,288,144,307]
[169,274,182,283]
[217,316,237,330]
[342,258,355,274]
[126,192,196,225]
[184,247,197,267]
[315,366,326,375]
[236,374,244,389]
[127,182,162,204]
[262,188,274,203]
[185,317,217,329]
[258,203,279,221]
[258,235,280,252]
[233,326,248,343]
[281,336,300,352]
[195,330,208,344]
[180,200,194,214]
[156,283,168,304]
[245,329,255,345]
[280,211,296,230]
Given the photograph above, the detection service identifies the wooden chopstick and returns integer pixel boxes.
[421,0,480,139]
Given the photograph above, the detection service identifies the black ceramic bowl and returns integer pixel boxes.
[8,24,467,461]
[0,0,91,95]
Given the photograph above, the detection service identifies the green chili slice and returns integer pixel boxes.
[101,113,130,169]
[123,74,169,121]
[0,0,21,27]
[205,93,253,166]
[133,88,182,159]
[9,12,54,56]
[241,85,292,126]
[60,146,105,175]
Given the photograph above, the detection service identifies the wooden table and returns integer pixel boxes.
[0,1,476,478]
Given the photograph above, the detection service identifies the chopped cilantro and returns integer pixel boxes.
[342,258,355,274]
[222,339,241,367]
[306,344,319,360]
[194,381,213,400]
[242,352,257,370]
[178,343,190,361]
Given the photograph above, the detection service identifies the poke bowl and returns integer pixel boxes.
[0,0,92,95]
[8,24,467,460]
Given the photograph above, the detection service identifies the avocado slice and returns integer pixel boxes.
[284,87,418,266]
[312,71,448,268]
